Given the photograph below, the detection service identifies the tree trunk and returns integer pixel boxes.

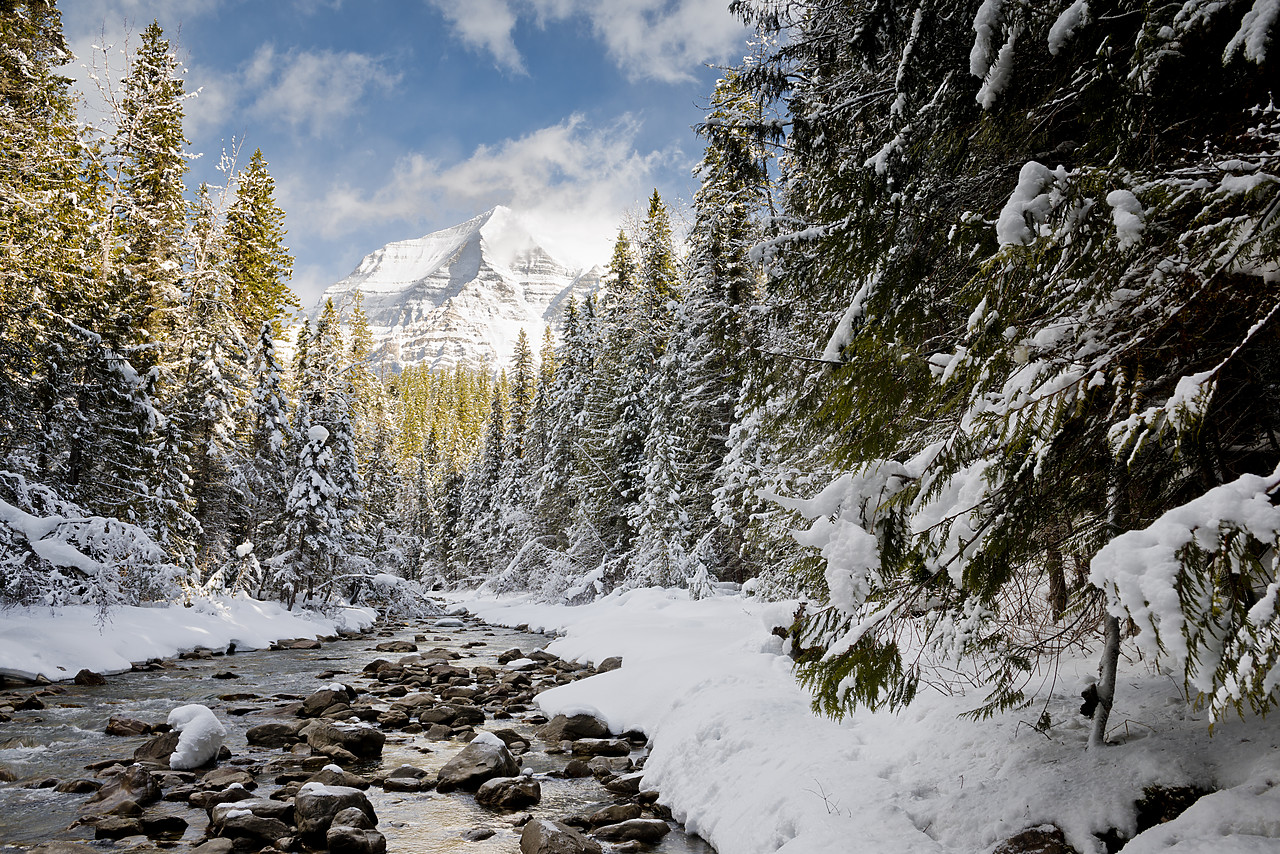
[1089,612,1120,750]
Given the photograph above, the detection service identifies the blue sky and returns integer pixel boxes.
[58,0,752,308]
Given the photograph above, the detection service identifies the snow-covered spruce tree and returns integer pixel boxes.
[113,20,191,367]
[0,3,177,609]
[489,329,537,584]
[0,0,91,478]
[534,298,587,549]
[457,381,507,579]
[171,184,254,576]
[682,69,773,588]
[278,423,341,609]
[225,148,296,339]
[242,321,291,568]
[732,0,1280,732]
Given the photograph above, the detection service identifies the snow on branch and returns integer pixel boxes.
[1090,463,1280,716]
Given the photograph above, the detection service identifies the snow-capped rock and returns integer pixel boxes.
[315,206,600,373]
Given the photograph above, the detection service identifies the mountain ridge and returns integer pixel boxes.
[315,206,600,373]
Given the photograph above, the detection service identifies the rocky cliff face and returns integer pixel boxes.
[316,206,599,372]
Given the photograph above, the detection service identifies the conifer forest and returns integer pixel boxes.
[4,0,1280,786]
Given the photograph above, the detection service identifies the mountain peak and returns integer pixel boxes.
[317,210,599,373]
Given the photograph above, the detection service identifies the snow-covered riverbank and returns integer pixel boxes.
[454,587,1280,854]
[0,596,377,683]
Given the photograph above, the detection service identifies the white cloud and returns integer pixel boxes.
[426,0,747,83]
[297,114,675,269]
[547,0,750,83]
[243,45,401,136]
[426,0,526,74]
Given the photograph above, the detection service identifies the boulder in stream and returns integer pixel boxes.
[294,781,377,838]
[537,714,609,742]
[475,775,541,809]
[245,719,306,748]
[592,819,671,843]
[84,764,160,813]
[520,818,603,854]
[300,720,385,762]
[73,669,106,686]
[105,716,151,737]
[133,732,181,767]
[435,736,519,793]
[374,640,417,653]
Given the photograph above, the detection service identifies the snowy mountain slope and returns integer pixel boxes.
[316,206,600,372]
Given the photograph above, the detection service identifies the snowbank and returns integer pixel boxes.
[455,588,1280,854]
[0,596,377,682]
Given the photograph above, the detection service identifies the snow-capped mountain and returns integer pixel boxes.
[316,206,600,372]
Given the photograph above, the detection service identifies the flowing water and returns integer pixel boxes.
[0,615,714,853]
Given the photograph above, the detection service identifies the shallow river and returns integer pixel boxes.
[0,614,714,854]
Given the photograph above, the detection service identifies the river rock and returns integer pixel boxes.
[133,731,181,767]
[302,687,354,717]
[588,756,632,778]
[301,720,385,762]
[570,738,630,757]
[593,819,670,843]
[587,804,642,826]
[211,797,294,824]
[15,694,45,710]
[380,764,432,793]
[275,638,322,650]
[141,814,188,838]
[308,765,372,789]
[520,818,603,854]
[55,778,102,794]
[190,785,254,811]
[245,719,306,747]
[211,810,291,848]
[327,825,387,854]
[85,764,161,812]
[190,839,234,854]
[201,767,255,789]
[435,739,519,793]
[475,776,541,809]
[73,669,106,686]
[595,657,623,673]
[603,772,644,796]
[105,716,151,737]
[489,728,531,751]
[377,709,410,728]
[562,759,592,778]
[294,782,377,837]
[374,641,417,653]
[31,843,100,854]
[537,714,609,743]
[92,815,143,839]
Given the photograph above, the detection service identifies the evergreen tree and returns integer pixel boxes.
[731,0,1280,731]
[114,20,190,362]
[225,149,296,338]
[278,423,341,608]
[244,321,291,558]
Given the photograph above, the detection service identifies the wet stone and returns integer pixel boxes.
[475,775,541,810]
[592,818,670,843]
[92,815,143,839]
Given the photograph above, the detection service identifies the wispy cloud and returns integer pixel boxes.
[426,0,526,74]
[425,0,747,83]
[296,114,675,268]
[241,45,401,136]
